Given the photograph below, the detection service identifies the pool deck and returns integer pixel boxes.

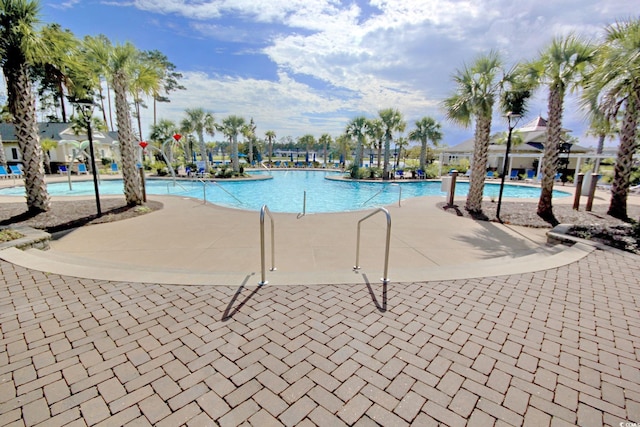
[1,173,640,426]
[0,173,596,286]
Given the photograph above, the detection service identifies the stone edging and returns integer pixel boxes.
[0,225,51,251]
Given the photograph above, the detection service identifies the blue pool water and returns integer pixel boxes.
[0,170,570,213]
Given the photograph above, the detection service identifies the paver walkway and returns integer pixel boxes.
[1,247,639,426]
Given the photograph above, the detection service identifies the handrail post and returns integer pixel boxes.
[259,205,276,285]
[353,207,391,284]
[297,190,306,218]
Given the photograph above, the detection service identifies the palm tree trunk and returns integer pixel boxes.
[593,133,605,173]
[98,85,109,131]
[377,141,382,168]
[232,135,239,172]
[5,63,51,212]
[107,85,115,132]
[465,115,491,214]
[537,87,563,225]
[0,135,7,168]
[420,139,427,170]
[197,130,207,167]
[382,134,391,180]
[608,99,638,220]
[113,72,142,206]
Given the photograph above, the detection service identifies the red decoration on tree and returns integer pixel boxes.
[173,133,182,141]
[139,141,148,149]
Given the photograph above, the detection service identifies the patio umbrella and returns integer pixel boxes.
[290,153,294,161]
[305,152,309,163]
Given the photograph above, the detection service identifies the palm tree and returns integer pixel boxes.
[130,55,163,141]
[265,130,276,165]
[0,0,50,212]
[409,117,443,171]
[319,133,332,167]
[297,134,315,164]
[443,51,504,214]
[35,23,79,123]
[242,118,256,165]
[181,108,216,168]
[584,19,640,220]
[40,138,57,174]
[335,133,352,168]
[82,35,114,131]
[108,42,143,205]
[345,116,368,172]
[218,115,245,172]
[378,108,406,180]
[366,118,384,167]
[521,35,594,224]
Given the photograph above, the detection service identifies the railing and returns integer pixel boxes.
[353,207,391,284]
[297,190,306,219]
[199,180,244,205]
[167,181,189,193]
[361,185,402,208]
[259,205,276,285]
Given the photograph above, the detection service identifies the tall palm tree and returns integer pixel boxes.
[35,23,79,123]
[366,118,384,167]
[82,35,114,130]
[242,118,256,165]
[584,19,640,219]
[409,117,443,171]
[443,51,504,214]
[218,115,245,172]
[130,56,163,141]
[265,130,276,165]
[108,42,143,205]
[378,108,405,180]
[521,35,594,224]
[0,0,50,212]
[345,116,368,171]
[319,133,332,167]
[335,133,351,168]
[181,108,215,168]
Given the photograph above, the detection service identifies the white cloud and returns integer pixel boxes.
[99,0,638,144]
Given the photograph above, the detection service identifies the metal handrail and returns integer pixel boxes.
[167,181,189,193]
[353,207,391,284]
[361,184,402,208]
[361,188,384,206]
[200,180,244,205]
[259,205,276,285]
[297,190,306,218]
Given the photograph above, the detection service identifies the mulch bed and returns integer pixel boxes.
[0,199,162,234]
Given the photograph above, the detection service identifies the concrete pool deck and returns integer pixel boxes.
[0,174,614,286]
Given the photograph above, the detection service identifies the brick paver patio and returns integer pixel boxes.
[1,248,639,426]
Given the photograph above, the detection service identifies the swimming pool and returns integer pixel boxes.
[0,170,570,213]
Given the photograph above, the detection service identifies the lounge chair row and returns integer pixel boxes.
[0,165,23,178]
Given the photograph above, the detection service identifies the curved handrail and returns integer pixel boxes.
[361,188,384,206]
[259,205,276,285]
[200,180,244,205]
[354,207,391,284]
[361,184,402,208]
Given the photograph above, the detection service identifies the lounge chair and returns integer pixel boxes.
[0,165,10,178]
[509,169,519,180]
[395,169,404,179]
[77,164,88,174]
[9,165,23,177]
[525,170,535,181]
[486,171,494,179]
[630,185,640,194]
[416,169,426,179]
[58,165,68,174]
[110,163,119,174]
[554,172,562,182]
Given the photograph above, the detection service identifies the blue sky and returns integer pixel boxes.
[17,1,640,146]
